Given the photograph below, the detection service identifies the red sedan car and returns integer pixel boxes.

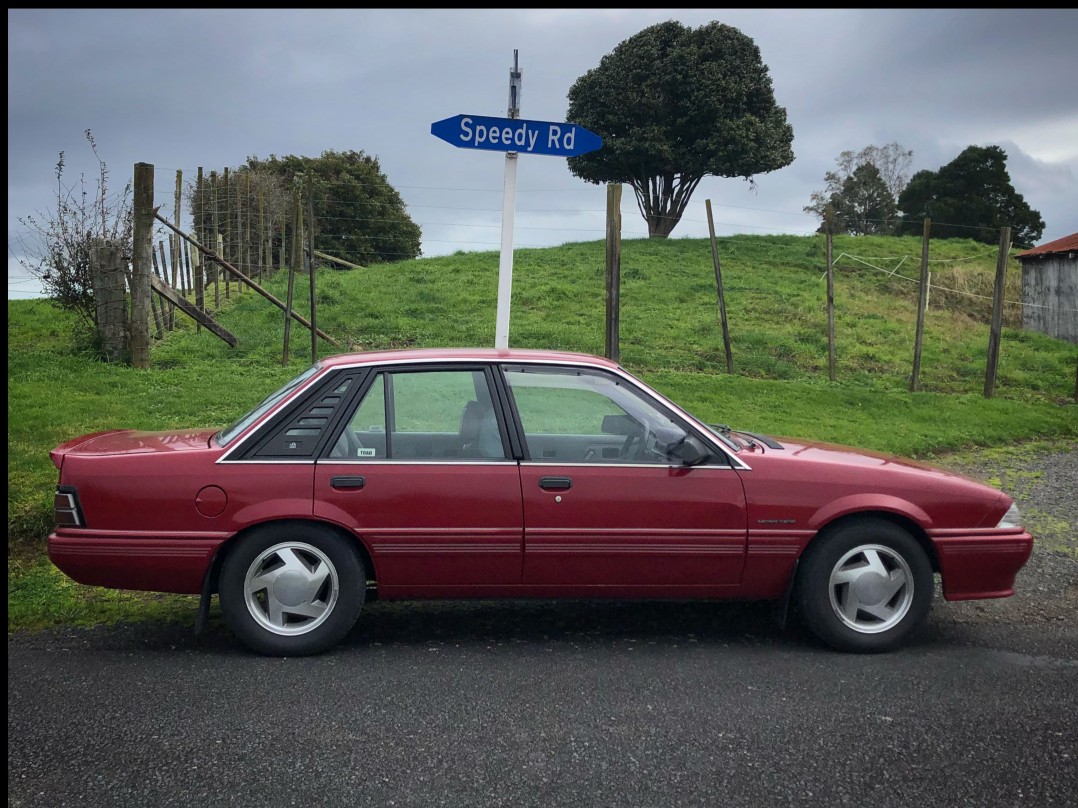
[48,348,1032,656]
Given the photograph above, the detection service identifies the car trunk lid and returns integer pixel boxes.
[49,429,219,469]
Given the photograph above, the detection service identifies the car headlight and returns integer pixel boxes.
[996,502,1022,528]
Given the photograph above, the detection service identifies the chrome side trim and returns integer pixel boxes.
[520,461,741,471]
[316,460,514,466]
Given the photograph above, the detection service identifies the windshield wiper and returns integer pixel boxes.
[707,423,749,449]
[735,431,784,450]
[708,424,784,450]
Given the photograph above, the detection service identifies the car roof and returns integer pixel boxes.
[318,347,621,370]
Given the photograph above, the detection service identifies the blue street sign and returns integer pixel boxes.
[430,114,602,157]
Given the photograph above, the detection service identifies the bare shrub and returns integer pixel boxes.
[16,129,132,328]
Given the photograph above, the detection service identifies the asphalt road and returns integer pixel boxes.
[8,597,1078,808]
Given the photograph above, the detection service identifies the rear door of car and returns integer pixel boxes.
[313,364,524,592]
[502,363,748,591]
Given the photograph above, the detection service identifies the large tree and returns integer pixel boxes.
[805,142,912,234]
[242,149,422,266]
[897,145,1044,247]
[566,20,794,238]
[827,163,898,236]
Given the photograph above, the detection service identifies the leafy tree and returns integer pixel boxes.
[16,129,132,327]
[238,150,422,266]
[897,145,1044,247]
[566,20,794,238]
[805,142,911,234]
[822,164,897,236]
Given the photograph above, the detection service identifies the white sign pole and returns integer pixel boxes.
[495,51,522,350]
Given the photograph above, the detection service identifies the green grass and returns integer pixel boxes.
[7,554,198,630]
[8,233,1076,632]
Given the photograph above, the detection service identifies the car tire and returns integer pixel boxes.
[795,518,933,653]
[218,523,365,656]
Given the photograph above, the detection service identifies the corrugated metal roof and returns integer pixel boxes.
[1016,231,1078,258]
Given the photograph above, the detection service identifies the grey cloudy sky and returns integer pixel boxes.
[8,8,1078,299]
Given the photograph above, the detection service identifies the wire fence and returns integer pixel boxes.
[9,163,1076,398]
[9,167,1040,284]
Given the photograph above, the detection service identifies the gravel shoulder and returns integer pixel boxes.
[926,441,1077,628]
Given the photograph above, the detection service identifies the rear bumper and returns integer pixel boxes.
[930,528,1034,600]
[47,529,229,594]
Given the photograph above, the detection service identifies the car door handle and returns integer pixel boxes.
[539,476,572,491]
[330,476,366,490]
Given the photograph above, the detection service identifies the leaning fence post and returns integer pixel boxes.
[174,169,183,290]
[984,226,1012,398]
[283,183,300,366]
[704,199,733,374]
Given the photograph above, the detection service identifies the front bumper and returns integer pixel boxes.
[930,527,1034,600]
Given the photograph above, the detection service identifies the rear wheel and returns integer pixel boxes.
[219,523,364,656]
[795,519,933,653]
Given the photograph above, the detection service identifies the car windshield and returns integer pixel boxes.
[215,364,323,447]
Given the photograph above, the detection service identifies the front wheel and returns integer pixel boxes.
[219,523,365,656]
[795,519,933,653]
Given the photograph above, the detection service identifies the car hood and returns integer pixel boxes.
[736,434,994,487]
[50,428,219,467]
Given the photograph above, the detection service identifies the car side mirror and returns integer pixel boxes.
[667,435,710,466]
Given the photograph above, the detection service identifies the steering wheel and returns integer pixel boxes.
[634,426,655,461]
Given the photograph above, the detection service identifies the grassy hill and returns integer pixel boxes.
[9,233,1077,552]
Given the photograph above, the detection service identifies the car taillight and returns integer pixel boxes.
[54,486,84,527]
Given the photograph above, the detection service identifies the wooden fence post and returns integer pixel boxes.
[174,169,182,290]
[215,234,224,308]
[307,173,317,361]
[159,240,174,330]
[604,183,622,362]
[910,218,931,392]
[193,246,204,332]
[196,166,204,248]
[704,199,733,374]
[826,228,836,382]
[182,239,198,334]
[167,235,178,324]
[89,238,127,362]
[150,244,167,336]
[244,173,252,287]
[130,162,154,368]
[280,218,287,275]
[223,167,231,299]
[210,171,220,309]
[283,183,301,365]
[258,186,266,281]
[155,212,339,347]
[984,226,1012,398]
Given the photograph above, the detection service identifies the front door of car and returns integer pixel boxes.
[503,365,747,590]
[314,367,523,592]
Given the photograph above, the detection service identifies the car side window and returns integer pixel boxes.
[329,369,507,461]
[249,376,356,459]
[504,367,691,465]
